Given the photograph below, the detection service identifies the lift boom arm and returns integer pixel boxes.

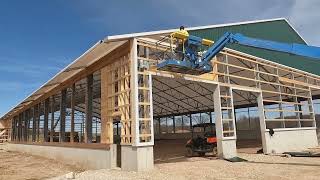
[198,32,320,68]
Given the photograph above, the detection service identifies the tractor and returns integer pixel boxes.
[185,123,217,157]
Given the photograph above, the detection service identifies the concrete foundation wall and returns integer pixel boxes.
[121,145,154,171]
[4,143,117,169]
[264,128,318,154]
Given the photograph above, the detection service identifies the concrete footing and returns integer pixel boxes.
[217,138,237,159]
[263,128,318,154]
[4,143,117,169]
[121,145,154,171]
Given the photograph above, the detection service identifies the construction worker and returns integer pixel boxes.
[178,26,189,37]
[172,26,189,60]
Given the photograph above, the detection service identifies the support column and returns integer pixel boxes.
[121,39,154,171]
[85,74,93,143]
[24,110,29,141]
[11,117,15,141]
[18,113,22,142]
[43,98,49,142]
[50,96,55,142]
[257,92,268,153]
[36,104,40,142]
[60,89,67,142]
[213,85,237,159]
[13,116,18,141]
[32,106,37,142]
[70,84,75,143]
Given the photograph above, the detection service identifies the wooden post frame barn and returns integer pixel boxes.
[0,18,319,171]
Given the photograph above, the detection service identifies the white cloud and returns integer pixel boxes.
[287,0,320,45]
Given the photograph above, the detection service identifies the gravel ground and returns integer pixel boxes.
[1,141,319,180]
[53,151,320,180]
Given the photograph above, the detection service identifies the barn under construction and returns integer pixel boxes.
[0,18,319,171]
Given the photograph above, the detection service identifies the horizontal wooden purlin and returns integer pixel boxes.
[265,119,314,122]
[279,77,311,88]
[221,49,320,82]
[261,89,311,99]
[264,109,303,113]
[263,99,304,105]
[4,41,130,121]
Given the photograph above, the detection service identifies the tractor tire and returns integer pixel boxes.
[212,147,218,156]
[186,147,194,157]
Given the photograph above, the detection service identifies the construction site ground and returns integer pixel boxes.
[0,142,320,180]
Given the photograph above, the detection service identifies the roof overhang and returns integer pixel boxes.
[0,39,128,121]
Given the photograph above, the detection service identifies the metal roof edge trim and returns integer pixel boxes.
[105,18,287,42]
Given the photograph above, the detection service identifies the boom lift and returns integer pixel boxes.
[157,31,320,75]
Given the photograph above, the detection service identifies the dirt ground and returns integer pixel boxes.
[0,144,83,180]
[1,141,320,180]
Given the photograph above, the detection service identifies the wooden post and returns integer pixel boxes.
[70,84,75,143]
[85,74,93,143]
[13,116,18,141]
[11,117,15,141]
[32,106,37,142]
[26,109,32,141]
[36,104,40,142]
[60,89,67,142]
[50,95,55,142]
[24,111,28,142]
[43,98,49,142]
[18,113,22,142]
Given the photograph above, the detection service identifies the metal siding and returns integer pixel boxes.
[189,20,320,75]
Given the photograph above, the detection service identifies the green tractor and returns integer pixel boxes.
[185,123,217,157]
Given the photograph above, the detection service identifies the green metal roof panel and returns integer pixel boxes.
[189,19,320,76]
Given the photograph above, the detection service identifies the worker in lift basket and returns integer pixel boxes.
[174,26,189,60]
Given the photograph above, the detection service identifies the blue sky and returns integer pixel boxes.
[0,0,319,116]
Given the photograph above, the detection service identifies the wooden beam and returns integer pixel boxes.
[43,98,49,142]
[23,110,28,142]
[32,106,37,142]
[18,113,22,142]
[50,95,55,142]
[85,74,93,143]
[70,83,75,143]
[60,89,67,142]
[36,103,40,142]
[11,117,15,141]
